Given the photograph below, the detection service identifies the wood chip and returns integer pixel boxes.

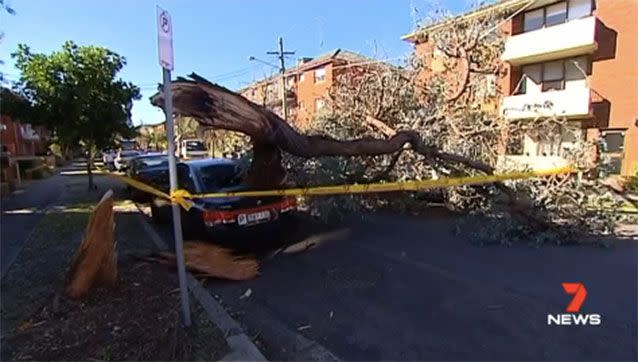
[239,288,252,299]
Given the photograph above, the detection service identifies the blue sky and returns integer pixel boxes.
[0,0,469,126]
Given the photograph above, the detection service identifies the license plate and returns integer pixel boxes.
[237,210,271,226]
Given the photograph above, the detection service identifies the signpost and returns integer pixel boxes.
[157,6,191,326]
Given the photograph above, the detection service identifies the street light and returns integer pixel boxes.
[248,56,279,70]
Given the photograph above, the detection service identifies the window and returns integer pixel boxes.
[516,57,589,94]
[177,165,197,193]
[565,56,588,88]
[196,164,242,192]
[314,67,326,83]
[315,98,325,111]
[299,73,305,82]
[542,60,564,91]
[600,130,625,175]
[601,131,625,153]
[522,1,592,33]
[519,64,542,94]
[185,140,206,151]
[299,101,305,110]
[568,0,592,20]
[524,8,544,32]
[545,2,567,26]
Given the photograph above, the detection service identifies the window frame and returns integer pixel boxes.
[314,67,326,83]
[522,0,592,32]
[599,129,626,175]
[516,56,590,95]
[544,1,568,27]
[541,60,565,92]
[600,130,625,153]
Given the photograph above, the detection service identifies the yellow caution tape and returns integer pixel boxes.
[110,166,575,211]
[170,189,195,210]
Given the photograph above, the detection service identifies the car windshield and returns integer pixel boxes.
[185,141,206,151]
[196,164,242,191]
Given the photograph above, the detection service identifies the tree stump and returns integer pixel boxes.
[65,190,117,299]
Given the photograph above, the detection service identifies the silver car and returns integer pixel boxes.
[114,150,141,171]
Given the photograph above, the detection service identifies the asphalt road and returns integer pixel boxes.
[145,205,638,360]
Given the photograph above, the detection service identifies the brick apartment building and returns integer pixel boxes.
[239,49,372,129]
[404,0,637,176]
[0,116,50,157]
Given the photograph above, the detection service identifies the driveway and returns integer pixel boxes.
[147,208,638,360]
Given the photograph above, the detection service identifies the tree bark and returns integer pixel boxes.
[87,141,94,191]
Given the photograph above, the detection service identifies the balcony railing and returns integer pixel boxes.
[502,16,597,65]
[501,87,591,120]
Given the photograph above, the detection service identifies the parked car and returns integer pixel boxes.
[101,148,116,170]
[149,158,297,240]
[127,153,170,201]
[179,139,207,159]
[114,150,141,171]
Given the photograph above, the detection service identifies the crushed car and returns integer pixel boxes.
[147,158,297,240]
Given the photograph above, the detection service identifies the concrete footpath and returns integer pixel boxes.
[1,170,67,278]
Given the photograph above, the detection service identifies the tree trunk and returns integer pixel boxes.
[87,142,94,191]
[151,74,446,187]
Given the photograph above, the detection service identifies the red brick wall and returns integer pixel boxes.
[295,62,335,128]
[589,0,638,175]
[0,116,49,157]
[1,116,20,155]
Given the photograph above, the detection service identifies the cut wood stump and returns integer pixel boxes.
[65,190,117,299]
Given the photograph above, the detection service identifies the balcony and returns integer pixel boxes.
[497,155,569,172]
[501,87,591,120]
[502,16,597,65]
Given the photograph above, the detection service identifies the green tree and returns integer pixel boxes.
[12,41,140,189]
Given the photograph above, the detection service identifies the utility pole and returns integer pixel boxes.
[267,37,294,121]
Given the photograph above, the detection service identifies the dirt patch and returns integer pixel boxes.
[1,260,228,361]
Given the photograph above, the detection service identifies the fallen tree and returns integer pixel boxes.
[150,2,621,245]
[152,75,506,184]
[150,74,563,235]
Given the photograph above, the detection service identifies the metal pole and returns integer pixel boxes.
[278,37,288,121]
[163,68,192,327]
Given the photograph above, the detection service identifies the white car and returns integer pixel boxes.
[180,139,207,159]
[101,149,116,170]
[114,150,141,171]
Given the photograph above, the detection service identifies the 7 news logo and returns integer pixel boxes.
[547,282,602,326]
